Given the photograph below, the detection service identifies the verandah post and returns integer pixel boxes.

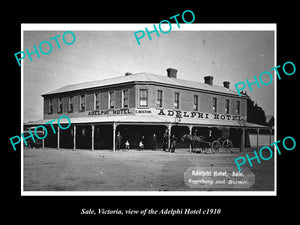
[91,124,94,151]
[188,125,193,153]
[57,126,60,150]
[73,125,76,151]
[113,122,116,152]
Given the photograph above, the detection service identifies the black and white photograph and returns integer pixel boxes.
[21,24,276,195]
[4,3,299,222]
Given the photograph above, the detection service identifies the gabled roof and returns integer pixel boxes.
[42,72,244,97]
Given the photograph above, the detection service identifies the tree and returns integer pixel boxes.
[245,93,267,126]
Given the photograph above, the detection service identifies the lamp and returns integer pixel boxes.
[175,114,182,123]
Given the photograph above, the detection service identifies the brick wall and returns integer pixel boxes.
[43,82,247,119]
[135,84,247,117]
[43,84,135,119]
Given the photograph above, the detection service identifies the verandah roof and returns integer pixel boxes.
[24,115,268,129]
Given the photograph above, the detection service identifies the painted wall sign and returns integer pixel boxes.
[88,108,130,116]
[87,108,243,122]
[156,109,242,121]
[135,109,152,114]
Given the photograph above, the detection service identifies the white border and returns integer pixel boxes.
[21,23,277,196]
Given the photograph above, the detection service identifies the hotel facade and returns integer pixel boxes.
[25,68,269,151]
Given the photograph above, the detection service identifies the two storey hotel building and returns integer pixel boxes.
[25,68,269,151]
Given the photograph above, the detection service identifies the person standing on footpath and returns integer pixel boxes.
[125,140,130,150]
[116,131,122,151]
[170,134,177,153]
[163,130,169,152]
[139,140,144,151]
[152,133,157,151]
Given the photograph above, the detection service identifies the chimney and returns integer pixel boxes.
[223,81,230,89]
[125,72,132,76]
[167,68,178,78]
[204,76,213,85]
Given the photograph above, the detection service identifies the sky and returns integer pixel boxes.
[23,27,275,122]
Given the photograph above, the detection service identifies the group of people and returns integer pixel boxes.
[115,130,177,153]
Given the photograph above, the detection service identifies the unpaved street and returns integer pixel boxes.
[23,148,274,192]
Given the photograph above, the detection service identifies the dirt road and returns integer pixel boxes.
[23,148,274,192]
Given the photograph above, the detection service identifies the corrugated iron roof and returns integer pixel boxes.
[42,72,243,97]
[24,115,267,129]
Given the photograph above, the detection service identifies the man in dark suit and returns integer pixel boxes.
[116,132,122,151]
[170,134,177,153]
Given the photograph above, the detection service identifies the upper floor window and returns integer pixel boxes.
[225,99,230,114]
[212,97,217,113]
[157,90,163,108]
[139,89,148,107]
[80,94,85,111]
[174,92,180,109]
[68,96,73,112]
[48,99,53,114]
[94,93,100,110]
[109,91,115,109]
[193,95,199,111]
[58,97,63,113]
[236,100,240,115]
[122,90,129,108]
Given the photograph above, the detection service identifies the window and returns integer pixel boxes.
[157,90,163,108]
[109,91,115,109]
[58,97,63,113]
[68,96,73,112]
[80,94,85,111]
[174,92,180,109]
[94,93,100,109]
[122,90,129,108]
[139,89,148,107]
[225,99,230,114]
[193,95,199,111]
[48,99,53,114]
[212,98,217,113]
[236,101,240,115]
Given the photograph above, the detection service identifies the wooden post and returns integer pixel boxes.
[73,125,76,151]
[189,125,193,153]
[241,128,245,152]
[42,128,45,150]
[113,122,116,152]
[168,123,171,151]
[91,125,94,151]
[257,128,259,151]
[57,126,60,150]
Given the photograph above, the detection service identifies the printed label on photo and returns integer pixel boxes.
[184,167,255,188]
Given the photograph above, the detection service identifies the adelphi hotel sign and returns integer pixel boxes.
[88,108,243,122]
